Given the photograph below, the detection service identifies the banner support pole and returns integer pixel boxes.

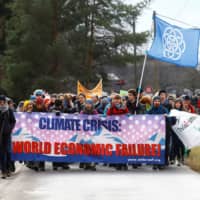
[136,53,147,107]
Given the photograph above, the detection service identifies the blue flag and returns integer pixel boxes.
[148,15,200,67]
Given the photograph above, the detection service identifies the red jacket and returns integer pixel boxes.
[107,105,129,115]
[184,104,196,113]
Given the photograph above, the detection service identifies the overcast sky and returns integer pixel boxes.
[124,0,200,32]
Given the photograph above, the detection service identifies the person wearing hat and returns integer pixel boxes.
[16,101,24,112]
[174,98,183,111]
[34,96,46,112]
[49,99,71,171]
[97,97,110,114]
[182,95,196,113]
[0,95,16,179]
[80,100,98,115]
[147,96,169,170]
[147,96,168,115]
[33,89,44,97]
[80,99,98,171]
[23,101,34,113]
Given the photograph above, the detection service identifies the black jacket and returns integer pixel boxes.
[126,100,146,114]
[0,109,16,146]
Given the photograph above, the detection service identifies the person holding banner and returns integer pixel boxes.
[80,100,98,170]
[0,95,16,179]
[170,98,185,166]
[147,96,168,170]
[80,100,98,115]
[50,99,70,171]
[107,94,129,170]
[126,89,145,169]
[96,97,110,114]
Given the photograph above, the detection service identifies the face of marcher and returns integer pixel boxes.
[128,93,136,102]
[59,95,64,101]
[0,100,5,107]
[27,103,33,111]
[85,103,93,110]
[175,102,182,109]
[169,100,175,108]
[91,96,98,104]
[36,104,43,110]
[51,97,56,104]
[79,95,86,104]
[112,98,121,106]
[159,92,167,102]
[153,99,160,108]
[183,100,190,108]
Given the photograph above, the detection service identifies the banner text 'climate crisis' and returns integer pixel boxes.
[39,117,121,132]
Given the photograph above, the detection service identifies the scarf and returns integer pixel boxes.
[0,104,9,113]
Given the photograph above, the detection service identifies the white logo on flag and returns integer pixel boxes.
[162,27,186,60]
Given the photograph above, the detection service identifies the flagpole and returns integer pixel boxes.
[136,53,147,107]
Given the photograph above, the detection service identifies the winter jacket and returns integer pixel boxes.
[107,104,129,116]
[126,100,146,114]
[0,109,16,147]
[146,105,168,115]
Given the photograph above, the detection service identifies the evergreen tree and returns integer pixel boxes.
[3,0,151,99]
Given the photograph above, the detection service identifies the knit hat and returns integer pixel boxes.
[175,98,182,103]
[136,87,143,94]
[182,95,191,101]
[0,95,6,102]
[153,96,161,102]
[30,95,36,101]
[23,100,33,108]
[34,89,44,96]
[101,97,109,105]
[85,99,93,105]
[168,96,175,101]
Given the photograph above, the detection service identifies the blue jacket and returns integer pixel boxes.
[146,105,168,115]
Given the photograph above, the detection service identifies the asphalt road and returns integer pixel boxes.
[0,163,200,200]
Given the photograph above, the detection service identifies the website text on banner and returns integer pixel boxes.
[11,113,166,164]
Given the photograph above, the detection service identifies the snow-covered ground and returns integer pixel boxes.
[0,163,200,200]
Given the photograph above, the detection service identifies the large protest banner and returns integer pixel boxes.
[77,79,102,99]
[11,113,166,164]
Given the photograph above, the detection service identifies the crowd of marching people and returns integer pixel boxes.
[1,87,200,178]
